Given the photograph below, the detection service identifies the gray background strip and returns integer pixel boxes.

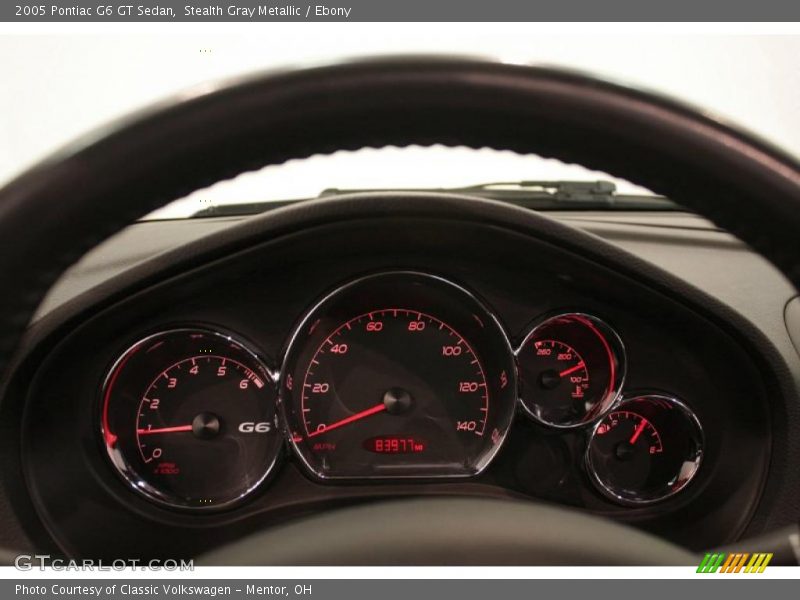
[3,0,800,22]
[6,579,800,599]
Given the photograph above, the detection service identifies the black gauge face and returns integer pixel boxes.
[516,313,625,428]
[101,328,282,510]
[586,395,703,505]
[281,272,517,479]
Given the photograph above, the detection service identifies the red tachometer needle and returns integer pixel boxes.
[307,403,387,438]
[629,418,648,444]
[559,361,586,378]
[137,425,193,435]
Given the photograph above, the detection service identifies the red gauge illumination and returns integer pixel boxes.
[301,308,490,440]
[586,395,703,505]
[363,435,427,454]
[531,339,590,403]
[516,313,625,428]
[101,328,282,510]
[280,272,517,480]
[594,410,663,455]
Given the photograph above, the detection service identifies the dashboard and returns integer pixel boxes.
[3,194,797,562]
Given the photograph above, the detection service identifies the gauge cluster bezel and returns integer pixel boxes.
[95,270,699,511]
[16,212,775,558]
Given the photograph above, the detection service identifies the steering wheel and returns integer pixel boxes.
[1,58,798,565]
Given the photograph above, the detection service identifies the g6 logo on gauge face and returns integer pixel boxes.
[280,272,518,480]
[238,422,273,433]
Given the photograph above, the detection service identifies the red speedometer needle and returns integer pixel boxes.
[137,425,193,435]
[307,403,387,438]
[559,361,585,378]
[629,419,648,444]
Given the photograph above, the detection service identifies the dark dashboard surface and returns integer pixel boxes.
[5,199,800,561]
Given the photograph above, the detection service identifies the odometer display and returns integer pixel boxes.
[363,435,426,454]
[281,272,517,479]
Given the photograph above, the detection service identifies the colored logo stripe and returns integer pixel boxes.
[697,552,772,573]
[745,553,773,573]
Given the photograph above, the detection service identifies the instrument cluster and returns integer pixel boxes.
[100,271,705,511]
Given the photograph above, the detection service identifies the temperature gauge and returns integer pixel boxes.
[586,394,703,505]
[516,313,625,428]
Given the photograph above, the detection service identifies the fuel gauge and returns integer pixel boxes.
[586,394,703,505]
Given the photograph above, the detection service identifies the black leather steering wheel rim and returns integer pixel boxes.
[1,56,798,565]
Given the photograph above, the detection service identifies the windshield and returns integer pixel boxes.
[2,31,798,218]
[145,148,658,219]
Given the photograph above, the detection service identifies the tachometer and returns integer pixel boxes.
[101,328,282,510]
[280,272,517,479]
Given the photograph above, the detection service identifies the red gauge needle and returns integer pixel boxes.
[307,403,387,438]
[559,361,586,378]
[137,425,193,436]
[629,418,648,444]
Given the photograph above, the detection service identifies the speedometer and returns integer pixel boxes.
[280,272,517,480]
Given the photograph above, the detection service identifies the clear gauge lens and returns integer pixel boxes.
[516,313,625,428]
[586,394,703,505]
[101,328,282,510]
[280,272,517,480]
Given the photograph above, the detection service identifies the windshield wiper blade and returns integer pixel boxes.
[189,198,301,218]
[320,180,679,211]
[189,180,678,218]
